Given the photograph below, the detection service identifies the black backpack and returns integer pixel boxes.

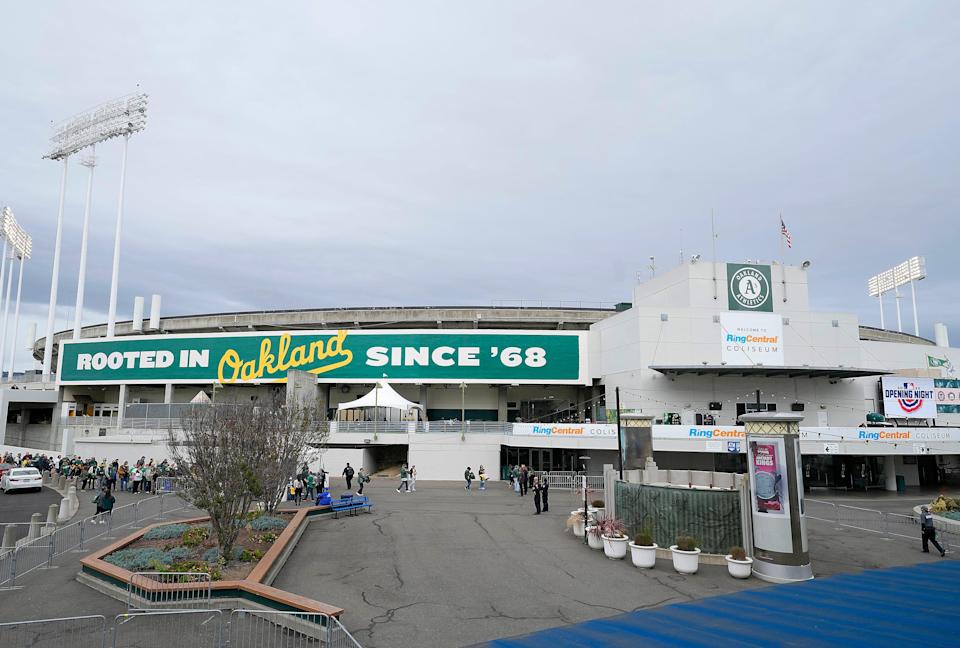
[346,467,355,478]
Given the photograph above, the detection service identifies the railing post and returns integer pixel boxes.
[46,530,56,568]
[9,547,17,587]
[78,519,85,551]
[159,493,164,519]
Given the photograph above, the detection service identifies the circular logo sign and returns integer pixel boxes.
[729,267,770,309]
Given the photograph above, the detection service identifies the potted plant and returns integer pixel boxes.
[669,535,701,574]
[586,523,604,550]
[599,517,629,560]
[628,530,658,569]
[591,499,605,517]
[566,513,586,538]
[725,546,752,579]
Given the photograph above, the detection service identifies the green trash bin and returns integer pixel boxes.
[896,475,906,493]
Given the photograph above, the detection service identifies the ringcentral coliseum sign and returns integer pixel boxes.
[57,330,588,385]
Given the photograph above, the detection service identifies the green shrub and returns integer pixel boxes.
[164,547,192,563]
[729,546,747,561]
[249,516,286,531]
[170,560,221,581]
[202,547,242,563]
[144,524,189,540]
[675,535,698,552]
[254,532,279,544]
[105,548,169,571]
[591,499,605,508]
[182,526,210,547]
[633,531,654,547]
[239,549,264,562]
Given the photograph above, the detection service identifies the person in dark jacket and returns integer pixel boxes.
[541,479,549,512]
[342,463,354,490]
[920,506,946,557]
[519,465,529,497]
[532,477,542,514]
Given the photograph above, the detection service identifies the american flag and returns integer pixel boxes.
[780,217,792,249]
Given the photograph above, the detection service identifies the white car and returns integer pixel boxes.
[1,467,43,493]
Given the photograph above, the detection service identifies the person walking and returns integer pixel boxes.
[478,465,487,491]
[409,465,417,492]
[94,487,115,524]
[397,464,409,493]
[532,477,542,514]
[920,506,946,557]
[305,472,316,500]
[519,464,529,497]
[464,466,475,490]
[541,478,549,512]
[342,463,355,490]
[357,467,369,495]
[293,477,304,504]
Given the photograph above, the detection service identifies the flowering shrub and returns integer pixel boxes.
[182,526,210,547]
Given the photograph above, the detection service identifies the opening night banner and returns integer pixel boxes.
[57,330,588,385]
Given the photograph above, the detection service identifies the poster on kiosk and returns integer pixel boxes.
[749,437,790,518]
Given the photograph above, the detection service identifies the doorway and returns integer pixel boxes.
[918,455,940,488]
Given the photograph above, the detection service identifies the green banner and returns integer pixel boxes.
[57,330,586,385]
[726,263,773,312]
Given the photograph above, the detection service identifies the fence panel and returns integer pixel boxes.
[0,547,14,588]
[128,572,212,610]
[112,610,222,648]
[327,615,363,648]
[0,615,106,648]
[227,609,329,648]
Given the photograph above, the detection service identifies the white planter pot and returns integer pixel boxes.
[602,535,629,560]
[725,555,753,579]
[572,519,585,537]
[669,545,701,574]
[592,507,605,519]
[586,528,604,550]
[628,543,658,569]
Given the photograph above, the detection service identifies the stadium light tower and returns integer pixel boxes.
[867,256,926,336]
[0,216,32,381]
[42,92,148,376]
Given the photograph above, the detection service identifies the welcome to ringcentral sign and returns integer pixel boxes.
[57,330,588,386]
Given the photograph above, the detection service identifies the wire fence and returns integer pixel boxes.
[530,471,605,490]
[129,572,213,610]
[805,499,959,553]
[0,610,362,647]
[0,491,190,589]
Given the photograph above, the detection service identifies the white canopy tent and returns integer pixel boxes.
[190,390,212,404]
[336,382,424,421]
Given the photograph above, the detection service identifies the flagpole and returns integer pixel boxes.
[780,213,787,304]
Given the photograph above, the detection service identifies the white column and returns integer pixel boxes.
[910,280,920,337]
[894,285,903,332]
[117,384,128,429]
[43,158,69,378]
[7,255,25,380]
[73,146,96,340]
[164,383,173,404]
[884,455,897,492]
[0,246,15,382]
[106,134,130,339]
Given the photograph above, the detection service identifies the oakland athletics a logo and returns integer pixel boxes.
[727,264,772,311]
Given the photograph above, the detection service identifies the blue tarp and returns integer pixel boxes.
[484,561,959,647]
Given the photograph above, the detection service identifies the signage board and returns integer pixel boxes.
[934,378,960,413]
[748,437,788,515]
[881,376,937,419]
[511,423,616,437]
[720,313,784,366]
[57,330,588,385]
[726,263,773,312]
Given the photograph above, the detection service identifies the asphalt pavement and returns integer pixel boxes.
[0,485,62,542]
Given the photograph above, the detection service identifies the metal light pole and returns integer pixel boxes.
[7,250,26,380]
[579,454,591,545]
[0,246,15,376]
[460,382,467,440]
[615,386,623,480]
[910,280,920,336]
[73,146,96,340]
[106,133,129,338]
[42,158,68,379]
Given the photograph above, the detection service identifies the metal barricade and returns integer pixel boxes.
[804,499,839,523]
[0,614,107,648]
[227,609,362,648]
[128,571,212,610]
[112,609,222,648]
[837,504,885,534]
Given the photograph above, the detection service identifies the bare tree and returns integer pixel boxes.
[169,394,326,560]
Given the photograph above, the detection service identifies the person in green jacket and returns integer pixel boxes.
[305,472,316,500]
[396,464,409,493]
[94,488,115,524]
[464,467,475,491]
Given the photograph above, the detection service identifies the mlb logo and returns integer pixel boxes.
[727,441,740,453]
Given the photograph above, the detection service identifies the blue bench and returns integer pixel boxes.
[330,495,372,518]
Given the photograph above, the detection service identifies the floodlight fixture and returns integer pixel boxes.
[867,256,926,335]
[43,93,148,161]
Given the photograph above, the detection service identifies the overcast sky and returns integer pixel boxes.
[1,2,958,368]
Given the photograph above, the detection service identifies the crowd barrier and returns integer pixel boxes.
[0,491,189,589]
[530,471,604,490]
[0,609,362,647]
[129,571,213,610]
[805,499,958,552]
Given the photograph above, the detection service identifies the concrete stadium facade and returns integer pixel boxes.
[4,261,960,488]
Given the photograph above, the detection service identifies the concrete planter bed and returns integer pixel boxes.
[79,505,344,617]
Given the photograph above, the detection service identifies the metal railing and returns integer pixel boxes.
[0,610,363,647]
[0,491,189,589]
[529,471,604,490]
[0,615,107,647]
[129,572,212,610]
[805,499,959,552]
